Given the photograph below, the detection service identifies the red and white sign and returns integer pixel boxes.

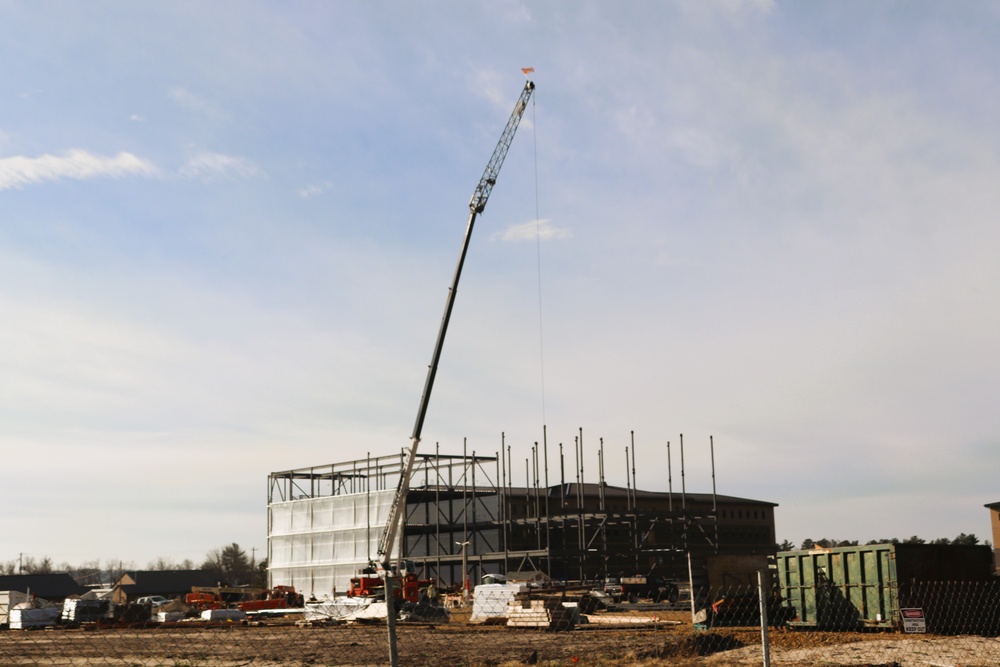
[900,608,926,633]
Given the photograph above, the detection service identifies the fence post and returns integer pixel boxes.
[385,576,399,667]
[687,552,697,624]
[758,569,771,667]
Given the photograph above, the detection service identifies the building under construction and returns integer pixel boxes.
[267,435,777,597]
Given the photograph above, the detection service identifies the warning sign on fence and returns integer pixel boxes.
[900,608,926,633]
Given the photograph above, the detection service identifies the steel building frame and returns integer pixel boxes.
[268,433,776,591]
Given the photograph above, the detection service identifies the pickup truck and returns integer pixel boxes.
[603,578,623,599]
[619,575,679,603]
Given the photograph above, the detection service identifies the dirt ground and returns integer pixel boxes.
[1,613,998,667]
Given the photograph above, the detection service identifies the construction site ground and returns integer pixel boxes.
[0,609,996,667]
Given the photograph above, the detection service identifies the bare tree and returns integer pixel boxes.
[21,556,54,574]
[147,557,178,571]
[63,560,105,586]
[104,559,136,585]
[145,557,197,571]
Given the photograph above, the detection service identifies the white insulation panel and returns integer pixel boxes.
[267,490,394,597]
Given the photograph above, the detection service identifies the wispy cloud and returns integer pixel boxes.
[491,218,571,242]
[0,150,155,191]
[169,86,225,119]
[297,180,333,198]
[475,69,509,107]
[679,0,775,20]
[179,153,264,182]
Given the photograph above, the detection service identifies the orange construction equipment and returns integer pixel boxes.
[347,571,434,604]
[239,585,304,612]
[184,591,224,610]
[185,585,304,612]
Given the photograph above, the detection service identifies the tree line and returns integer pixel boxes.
[777,533,989,551]
[1,543,267,588]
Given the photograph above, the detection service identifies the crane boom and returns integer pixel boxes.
[377,80,535,568]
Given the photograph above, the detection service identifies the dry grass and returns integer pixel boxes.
[0,616,997,667]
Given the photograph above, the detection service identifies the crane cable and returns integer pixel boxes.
[530,89,547,428]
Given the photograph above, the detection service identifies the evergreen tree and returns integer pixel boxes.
[202,543,253,586]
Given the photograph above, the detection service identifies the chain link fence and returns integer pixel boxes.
[3,579,1000,666]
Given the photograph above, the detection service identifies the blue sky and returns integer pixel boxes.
[3,1,999,568]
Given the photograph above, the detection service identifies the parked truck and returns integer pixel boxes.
[612,574,679,603]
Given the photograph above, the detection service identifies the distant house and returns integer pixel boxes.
[112,570,221,603]
[0,573,87,601]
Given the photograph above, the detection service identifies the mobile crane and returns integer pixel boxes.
[375,79,535,584]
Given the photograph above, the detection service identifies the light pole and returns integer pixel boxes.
[456,541,471,605]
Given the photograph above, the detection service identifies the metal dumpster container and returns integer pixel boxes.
[775,543,994,630]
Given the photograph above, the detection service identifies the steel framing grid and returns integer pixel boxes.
[267,451,499,502]
[267,451,414,502]
[266,436,774,590]
[267,449,505,588]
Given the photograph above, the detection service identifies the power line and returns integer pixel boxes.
[530,87,547,428]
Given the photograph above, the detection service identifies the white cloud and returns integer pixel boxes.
[0,149,156,190]
[491,218,571,242]
[679,0,775,21]
[474,69,509,107]
[169,86,225,119]
[667,126,741,171]
[179,152,264,181]
[725,0,775,13]
[483,0,531,24]
[297,180,333,198]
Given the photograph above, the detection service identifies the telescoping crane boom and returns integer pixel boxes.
[376,80,535,572]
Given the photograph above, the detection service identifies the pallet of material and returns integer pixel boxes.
[505,599,577,629]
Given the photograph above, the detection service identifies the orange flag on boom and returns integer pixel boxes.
[521,67,535,74]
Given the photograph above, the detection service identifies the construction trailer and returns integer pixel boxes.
[267,440,777,598]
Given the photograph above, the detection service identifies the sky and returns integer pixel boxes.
[2,1,1000,570]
